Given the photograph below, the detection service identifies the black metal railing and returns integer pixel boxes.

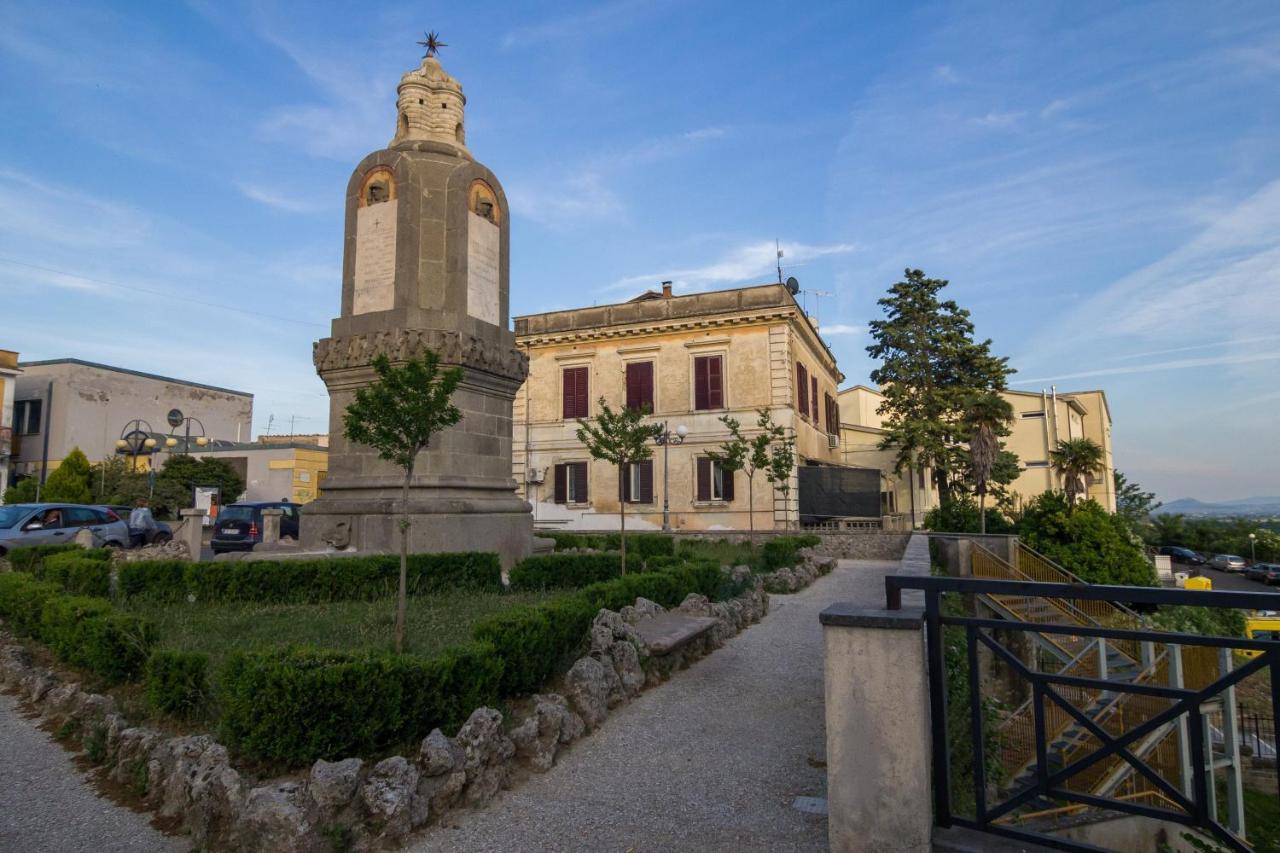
[884,574,1280,853]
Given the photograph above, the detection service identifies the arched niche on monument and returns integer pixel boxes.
[466,178,501,326]
[353,167,398,315]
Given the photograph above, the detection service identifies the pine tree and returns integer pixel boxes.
[42,447,93,504]
[343,352,463,653]
[866,269,1012,505]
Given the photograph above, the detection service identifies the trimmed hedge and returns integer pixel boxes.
[508,553,623,590]
[219,642,503,764]
[0,572,63,636]
[120,552,503,604]
[762,535,822,570]
[630,534,675,558]
[540,532,674,558]
[7,544,108,574]
[145,650,210,718]
[39,555,111,598]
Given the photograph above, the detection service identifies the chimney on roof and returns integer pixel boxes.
[661,281,673,298]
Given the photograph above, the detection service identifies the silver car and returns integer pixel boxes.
[1209,554,1247,573]
[0,503,130,556]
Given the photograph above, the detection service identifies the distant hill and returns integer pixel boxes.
[1159,496,1280,518]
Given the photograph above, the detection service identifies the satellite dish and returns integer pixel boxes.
[167,408,185,428]
[785,276,800,295]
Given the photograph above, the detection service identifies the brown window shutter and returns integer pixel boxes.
[721,465,735,502]
[797,363,808,415]
[639,460,654,503]
[626,361,654,412]
[707,356,723,408]
[811,376,818,421]
[563,369,574,420]
[573,462,588,503]
[696,457,711,501]
[640,362,654,411]
[619,464,630,502]
[625,363,639,411]
[693,357,709,410]
[577,368,589,418]
[554,464,567,503]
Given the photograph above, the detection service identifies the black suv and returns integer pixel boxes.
[1157,546,1207,566]
[210,501,302,554]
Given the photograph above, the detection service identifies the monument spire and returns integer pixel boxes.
[392,36,467,152]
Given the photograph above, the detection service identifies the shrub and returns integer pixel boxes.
[630,533,674,558]
[145,650,211,718]
[0,572,63,636]
[924,498,1014,535]
[508,553,623,590]
[542,532,585,551]
[40,595,156,682]
[40,555,111,598]
[762,535,822,570]
[1017,493,1155,587]
[122,552,502,604]
[219,642,503,765]
[7,544,85,574]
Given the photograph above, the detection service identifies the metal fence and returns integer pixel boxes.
[883,573,1280,853]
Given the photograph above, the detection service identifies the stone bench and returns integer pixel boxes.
[633,612,718,656]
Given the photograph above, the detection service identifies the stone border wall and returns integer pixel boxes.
[0,578,770,852]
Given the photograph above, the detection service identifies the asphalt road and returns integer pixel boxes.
[1193,566,1280,595]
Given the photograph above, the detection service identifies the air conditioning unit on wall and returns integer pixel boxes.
[828,433,839,449]
[527,467,546,485]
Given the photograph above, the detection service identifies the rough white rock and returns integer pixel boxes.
[564,656,610,729]
[309,757,363,811]
[238,783,314,853]
[361,756,419,840]
[418,728,460,777]
[608,640,645,699]
[456,708,515,806]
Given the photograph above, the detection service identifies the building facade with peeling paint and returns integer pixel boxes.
[513,283,845,531]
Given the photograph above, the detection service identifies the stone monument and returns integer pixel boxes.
[300,38,533,567]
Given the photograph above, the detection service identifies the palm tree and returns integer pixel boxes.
[963,392,1013,534]
[1049,437,1106,511]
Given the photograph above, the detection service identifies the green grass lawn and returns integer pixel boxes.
[127,589,559,671]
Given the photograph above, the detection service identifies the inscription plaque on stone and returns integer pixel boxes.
[467,211,500,326]
[353,199,397,314]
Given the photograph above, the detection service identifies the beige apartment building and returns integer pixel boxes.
[0,350,20,498]
[514,283,846,531]
[838,384,1116,520]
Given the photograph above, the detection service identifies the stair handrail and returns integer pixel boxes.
[1016,542,1142,620]
[971,542,1102,628]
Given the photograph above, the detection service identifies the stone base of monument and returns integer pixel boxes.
[300,493,533,570]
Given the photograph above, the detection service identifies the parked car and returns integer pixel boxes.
[1244,563,1280,585]
[1157,545,1207,566]
[105,506,173,547]
[210,501,302,554]
[0,503,130,556]
[1209,554,1248,573]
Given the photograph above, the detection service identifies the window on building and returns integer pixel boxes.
[824,393,837,435]
[619,459,654,503]
[1025,461,1050,468]
[554,461,589,503]
[811,375,818,421]
[1020,411,1045,419]
[695,457,735,502]
[562,366,589,419]
[14,399,42,435]
[797,363,809,417]
[625,361,654,413]
[693,355,723,410]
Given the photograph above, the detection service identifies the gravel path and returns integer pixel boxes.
[0,692,185,853]
[411,557,908,853]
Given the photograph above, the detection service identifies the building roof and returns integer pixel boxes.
[837,384,881,397]
[17,358,251,398]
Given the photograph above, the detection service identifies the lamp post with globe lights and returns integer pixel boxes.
[653,422,689,532]
[1249,533,1257,564]
[116,419,159,471]
[163,409,210,454]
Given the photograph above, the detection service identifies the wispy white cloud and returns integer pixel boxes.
[501,0,656,50]
[819,323,863,336]
[605,240,857,295]
[235,182,324,214]
[933,65,960,84]
[971,110,1024,128]
[0,169,149,250]
[1013,351,1280,385]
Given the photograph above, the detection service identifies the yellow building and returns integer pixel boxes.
[838,384,1116,519]
[0,350,20,499]
[194,443,329,505]
[514,282,845,531]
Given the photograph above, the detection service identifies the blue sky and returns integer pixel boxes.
[2,0,1278,502]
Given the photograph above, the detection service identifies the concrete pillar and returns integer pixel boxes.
[821,603,932,853]
[260,508,283,545]
[179,508,207,562]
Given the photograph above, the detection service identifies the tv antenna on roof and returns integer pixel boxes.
[810,289,832,328]
[775,239,784,285]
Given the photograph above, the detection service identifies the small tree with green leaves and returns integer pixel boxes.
[576,399,659,575]
[710,409,783,545]
[343,351,463,652]
[42,447,93,503]
[1049,437,1106,511]
[764,425,797,531]
[961,391,1014,534]
[1114,470,1161,532]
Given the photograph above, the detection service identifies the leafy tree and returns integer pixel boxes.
[961,391,1013,534]
[710,409,782,545]
[153,456,245,519]
[343,351,463,653]
[1017,492,1154,586]
[866,269,1012,505]
[1114,471,1161,529]
[1048,437,1106,510]
[764,426,797,530]
[1149,513,1188,547]
[3,476,37,505]
[923,495,1014,535]
[42,447,93,504]
[576,399,659,575]
[90,456,151,507]
[986,450,1023,516]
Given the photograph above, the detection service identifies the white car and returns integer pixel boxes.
[1210,554,1247,573]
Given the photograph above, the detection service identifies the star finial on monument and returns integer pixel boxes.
[417,31,447,59]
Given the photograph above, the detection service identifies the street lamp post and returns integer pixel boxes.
[116,419,159,470]
[164,410,210,454]
[653,421,688,532]
[1249,533,1257,563]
